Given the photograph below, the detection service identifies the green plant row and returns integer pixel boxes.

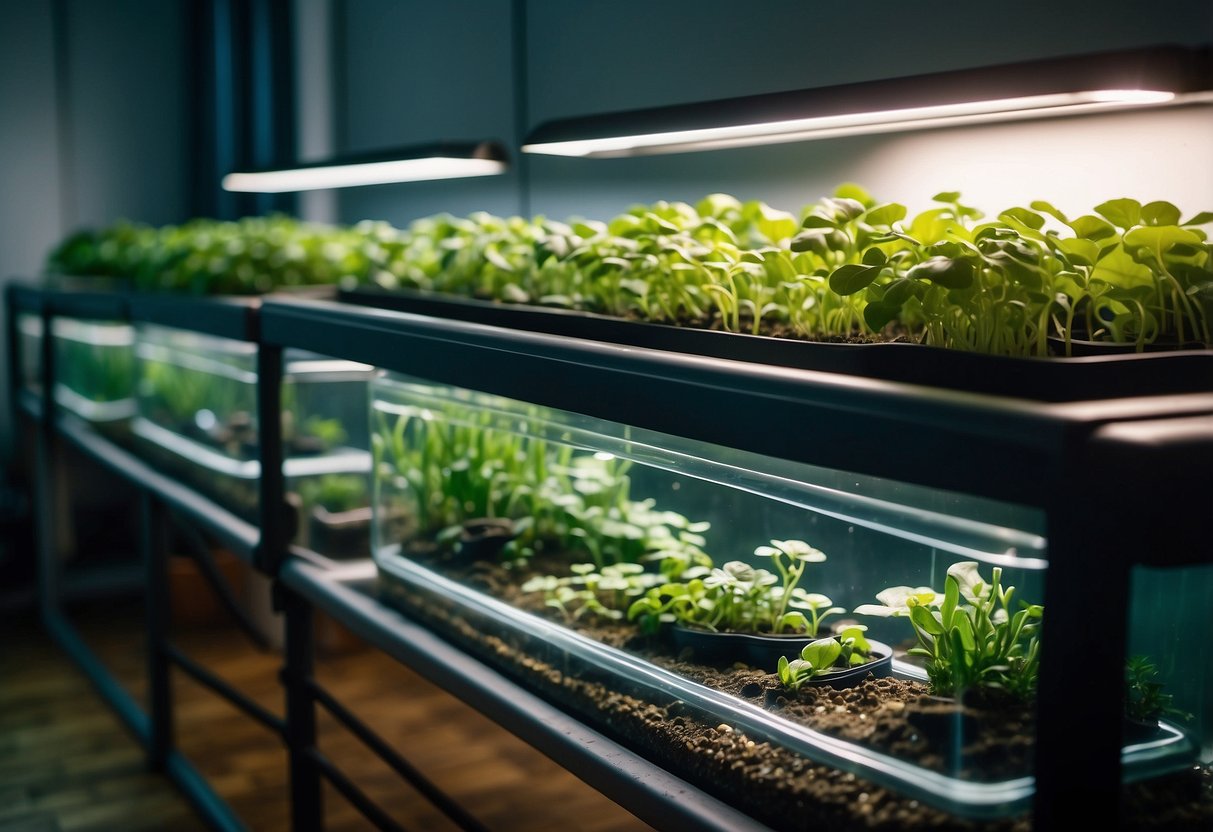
[51,189,1213,353]
[47,215,381,295]
[369,189,1213,356]
[374,402,1045,700]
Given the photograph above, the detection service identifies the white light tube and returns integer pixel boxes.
[222,156,507,193]
[523,90,1180,158]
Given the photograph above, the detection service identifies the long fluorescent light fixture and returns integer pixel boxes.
[523,46,1212,158]
[223,141,508,192]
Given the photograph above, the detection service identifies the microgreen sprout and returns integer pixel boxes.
[776,625,873,692]
[521,562,665,622]
[855,561,1042,699]
[628,539,838,636]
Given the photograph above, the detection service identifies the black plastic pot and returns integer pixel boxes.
[669,625,893,684]
[308,505,372,559]
[340,287,1213,403]
[453,517,517,563]
[1123,716,1165,745]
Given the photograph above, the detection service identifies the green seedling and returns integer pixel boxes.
[855,561,1042,699]
[299,473,368,514]
[776,625,873,692]
[627,539,837,637]
[1125,655,1191,724]
[521,562,666,622]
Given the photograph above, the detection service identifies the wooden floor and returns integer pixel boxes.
[0,583,654,832]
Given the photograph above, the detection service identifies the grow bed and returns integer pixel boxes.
[369,371,1209,829]
[340,287,1213,403]
[377,552,1208,831]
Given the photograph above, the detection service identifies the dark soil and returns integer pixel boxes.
[383,550,1213,831]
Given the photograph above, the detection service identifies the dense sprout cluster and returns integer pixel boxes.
[50,188,1213,354]
[47,215,381,295]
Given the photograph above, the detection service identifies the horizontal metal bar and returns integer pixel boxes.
[164,644,286,737]
[306,678,490,832]
[46,289,129,321]
[258,297,1079,504]
[54,413,260,561]
[309,748,409,832]
[5,282,46,313]
[281,559,770,832]
[127,294,261,342]
[44,611,249,832]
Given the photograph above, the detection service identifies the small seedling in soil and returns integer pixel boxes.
[777,625,874,692]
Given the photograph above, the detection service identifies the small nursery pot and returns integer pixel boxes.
[309,505,373,559]
[1123,716,1164,745]
[454,517,517,562]
[670,625,893,685]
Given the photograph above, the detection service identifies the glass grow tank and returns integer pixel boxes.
[369,370,1209,829]
[133,324,375,556]
[16,313,42,395]
[17,314,136,426]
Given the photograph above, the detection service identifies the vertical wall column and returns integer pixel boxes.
[190,0,296,219]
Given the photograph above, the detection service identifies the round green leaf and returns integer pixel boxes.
[863,202,907,227]
[1095,198,1142,230]
[829,263,884,295]
[907,256,974,289]
[1142,201,1181,227]
[863,300,900,330]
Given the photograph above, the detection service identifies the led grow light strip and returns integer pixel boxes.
[522,89,1178,158]
[222,156,507,192]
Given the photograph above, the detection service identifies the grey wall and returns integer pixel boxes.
[322,0,1213,228]
[60,0,190,229]
[0,0,191,466]
[333,0,522,225]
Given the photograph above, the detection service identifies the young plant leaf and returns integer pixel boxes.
[907,256,974,289]
[1069,215,1118,241]
[864,203,907,226]
[1141,201,1181,227]
[829,263,884,295]
[999,207,1045,231]
[910,603,944,636]
[1095,198,1142,230]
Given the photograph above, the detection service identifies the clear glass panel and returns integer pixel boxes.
[133,325,373,524]
[51,317,136,425]
[285,355,376,560]
[369,371,1082,824]
[17,313,42,394]
[1121,564,1212,826]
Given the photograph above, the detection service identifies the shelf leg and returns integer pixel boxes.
[283,584,323,832]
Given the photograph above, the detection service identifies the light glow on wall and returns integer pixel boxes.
[523,90,1183,158]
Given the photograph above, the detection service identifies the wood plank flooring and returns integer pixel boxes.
[0,583,655,832]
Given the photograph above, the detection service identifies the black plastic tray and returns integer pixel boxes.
[340,286,1213,403]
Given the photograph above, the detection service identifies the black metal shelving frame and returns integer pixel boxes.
[7,284,1213,832]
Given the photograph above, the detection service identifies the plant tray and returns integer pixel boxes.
[340,287,1213,403]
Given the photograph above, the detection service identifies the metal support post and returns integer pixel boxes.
[141,490,175,770]
[255,343,286,576]
[282,584,322,832]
